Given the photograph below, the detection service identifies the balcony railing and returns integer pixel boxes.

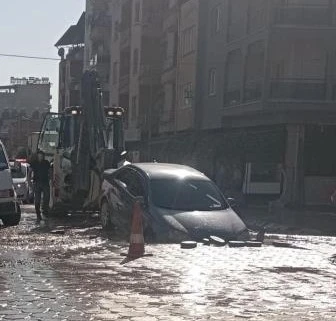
[270,78,326,100]
[274,4,331,26]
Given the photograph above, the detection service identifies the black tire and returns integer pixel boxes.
[100,199,112,230]
[2,206,21,226]
[181,241,197,249]
[210,236,226,247]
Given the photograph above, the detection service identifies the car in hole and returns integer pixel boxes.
[0,140,21,226]
[99,163,249,243]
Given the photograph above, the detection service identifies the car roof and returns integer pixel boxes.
[128,163,209,180]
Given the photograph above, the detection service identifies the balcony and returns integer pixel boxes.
[270,78,326,101]
[273,4,332,27]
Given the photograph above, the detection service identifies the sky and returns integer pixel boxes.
[0,0,85,111]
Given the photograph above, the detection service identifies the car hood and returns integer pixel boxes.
[155,207,248,241]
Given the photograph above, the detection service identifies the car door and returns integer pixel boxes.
[113,168,146,234]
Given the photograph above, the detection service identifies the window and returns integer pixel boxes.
[182,83,193,107]
[244,41,265,102]
[132,49,139,75]
[131,96,137,120]
[208,69,217,96]
[150,178,228,211]
[134,1,141,23]
[0,145,8,169]
[247,0,267,33]
[224,49,243,106]
[11,165,27,179]
[113,62,118,84]
[181,26,196,56]
[211,6,221,35]
[115,169,145,197]
[227,0,246,42]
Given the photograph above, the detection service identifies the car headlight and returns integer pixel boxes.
[16,184,21,189]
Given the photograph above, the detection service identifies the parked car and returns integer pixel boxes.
[0,141,21,226]
[10,161,33,203]
[100,163,249,242]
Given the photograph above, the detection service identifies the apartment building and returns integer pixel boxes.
[0,77,51,156]
[85,0,112,106]
[79,0,336,206]
[0,77,51,118]
[55,13,85,112]
[199,0,336,206]
[109,0,166,160]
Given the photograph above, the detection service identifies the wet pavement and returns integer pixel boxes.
[0,205,335,320]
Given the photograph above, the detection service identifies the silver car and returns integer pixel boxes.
[10,162,33,203]
[100,163,249,243]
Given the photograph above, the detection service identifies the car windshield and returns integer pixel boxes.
[0,146,8,170]
[150,178,228,211]
[11,166,27,179]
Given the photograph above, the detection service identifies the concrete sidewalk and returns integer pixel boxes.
[240,205,336,236]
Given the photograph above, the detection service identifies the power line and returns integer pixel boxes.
[0,53,60,61]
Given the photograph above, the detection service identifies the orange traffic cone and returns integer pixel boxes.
[127,200,145,259]
[121,199,152,264]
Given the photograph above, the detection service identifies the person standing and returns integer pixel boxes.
[29,151,50,221]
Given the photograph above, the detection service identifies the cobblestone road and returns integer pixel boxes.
[0,205,335,320]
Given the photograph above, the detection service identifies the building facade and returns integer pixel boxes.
[0,77,51,118]
[200,0,336,206]
[109,0,166,160]
[55,13,85,112]
[0,77,51,156]
[85,0,112,106]
[78,0,336,206]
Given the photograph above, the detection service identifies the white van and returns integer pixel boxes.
[0,140,21,226]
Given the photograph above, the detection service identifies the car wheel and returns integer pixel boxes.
[2,206,21,226]
[100,199,112,230]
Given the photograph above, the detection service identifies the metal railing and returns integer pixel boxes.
[274,4,331,26]
[270,78,327,100]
